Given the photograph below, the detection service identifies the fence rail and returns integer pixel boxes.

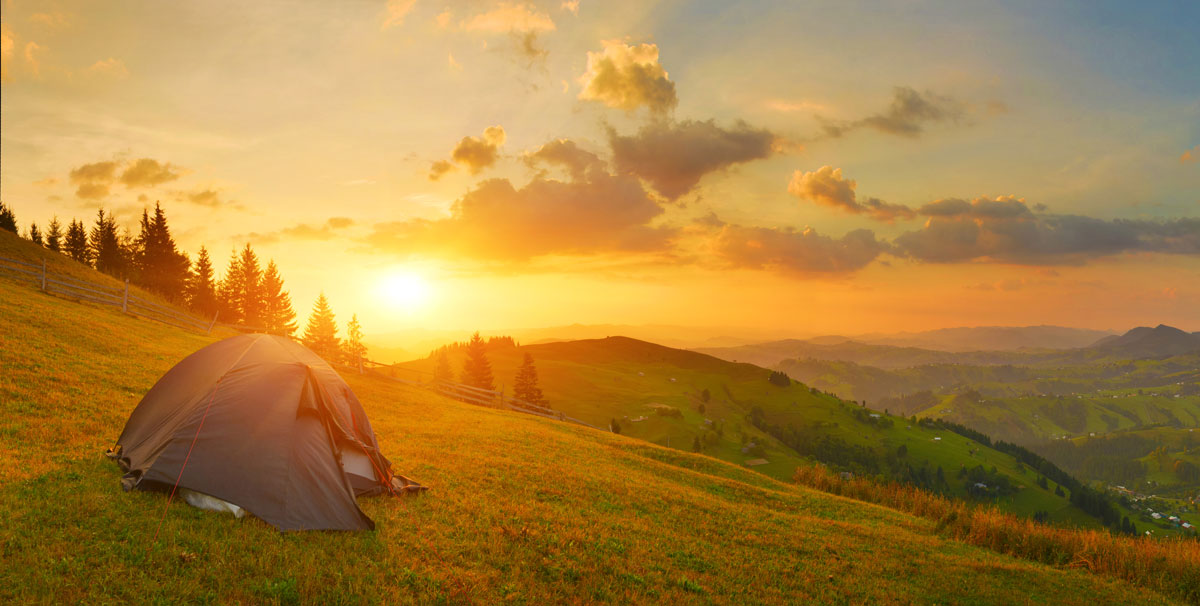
[0,253,218,334]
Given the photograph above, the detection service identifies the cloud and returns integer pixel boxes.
[429,126,507,180]
[820,86,966,138]
[609,119,775,199]
[87,58,129,79]
[460,3,556,33]
[448,52,462,71]
[1183,145,1200,164]
[524,138,605,181]
[702,216,887,276]
[69,161,118,199]
[577,40,677,114]
[562,1,580,14]
[382,0,417,29]
[894,196,1200,265]
[185,189,223,207]
[29,11,71,28]
[787,166,916,222]
[23,42,42,76]
[367,165,672,261]
[239,217,355,245]
[120,158,181,188]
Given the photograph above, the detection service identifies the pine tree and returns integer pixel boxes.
[460,331,494,391]
[65,219,90,263]
[513,352,547,407]
[342,314,367,365]
[133,203,190,298]
[260,260,297,336]
[0,201,17,233]
[28,222,43,246]
[186,246,219,318]
[235,244,264,327]
[216,250,244,324]
[89,209,126,277]
[433,351,453,383]
[302,293,340,361]
[45,217,63,252]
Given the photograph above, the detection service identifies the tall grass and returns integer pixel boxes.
[794,465,1200,604]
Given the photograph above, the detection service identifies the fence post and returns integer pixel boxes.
[207,310,219,335]
[41,259,47,291]
[122,279,129,313]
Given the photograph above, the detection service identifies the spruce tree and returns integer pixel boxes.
[235,244,264,327]
[28,222,43,246]
[134,203,190,298]
[89,209,126,277]
[187,246,219,318]
[216,251,244,324]
[433,351,453,383]
[513,352,547,407]
[342,314,367,365]
[45,217,63,252]
[260,260,297,336]
[460,331,494,391]
[0,201,17,233]
[65,219,90,263]
[302,293,341,361]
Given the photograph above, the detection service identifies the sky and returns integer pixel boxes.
[2,0,1199,347]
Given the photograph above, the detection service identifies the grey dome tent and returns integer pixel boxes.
[107,333,424,531]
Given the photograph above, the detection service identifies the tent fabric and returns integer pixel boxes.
[108,333,423,531]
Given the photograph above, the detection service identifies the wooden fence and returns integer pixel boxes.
[361,359,603,431]
[0,254,218,334]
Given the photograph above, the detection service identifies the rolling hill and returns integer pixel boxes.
[0,230,1191,604]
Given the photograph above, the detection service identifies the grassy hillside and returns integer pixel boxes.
[0,237,1185,604]
[399,339,1112,529]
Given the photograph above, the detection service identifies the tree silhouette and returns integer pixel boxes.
[216,250,244,324]
[89,209,127,277]
[433,351,453,383]
[260,260,297,336]
[28,222,43,246]
[302,292,340,362]
[460,331,494,391]
[45,217,63,252]
[187,246,219,318]
[234,244,264,327]
[513,352,547,407]
[133,203,190,299]
[64,219,90,263]
[0,201,17,233]
[342,314,367,365]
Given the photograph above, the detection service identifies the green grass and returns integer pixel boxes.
[399,338,1104,527]
[0,232,1187,604]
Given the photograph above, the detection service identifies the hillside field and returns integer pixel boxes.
[0,237,1186,603]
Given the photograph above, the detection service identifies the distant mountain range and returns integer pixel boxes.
[1089,324,1200,358]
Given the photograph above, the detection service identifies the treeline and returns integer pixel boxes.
[919,417,1131,533]
[2,201,368,365]
[429,332,547,408]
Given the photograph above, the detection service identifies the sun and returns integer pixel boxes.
[378,273,432,309]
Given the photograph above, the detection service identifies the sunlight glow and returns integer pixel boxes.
[378,273,432,310]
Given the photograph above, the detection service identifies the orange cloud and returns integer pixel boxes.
[381,0,417,29]
[121,158,181,187]
[578,40,676,114]
[703,216,887,276]
[610,120,775,200]
[1182,145,1200,164]
[460,3,555,33]
[430,126,507,180]
[788,166,916,222]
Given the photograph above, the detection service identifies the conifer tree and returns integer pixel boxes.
[64,219,90,263]
[216,251,244,324]
[45,217,63,252]
[302,293,341,361]
[513,352,547,407]
[260,260,297,336]
[0,201,16,233]
[187,246,219,318]
[342,314,367,365]
[460,331,494,391]
[28,222,43,246]
[133,203,190,298]
[235,244,264,327]
[433,351,453,383]
[89,209,126,277]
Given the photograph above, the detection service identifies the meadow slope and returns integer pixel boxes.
[0,248,1184,603]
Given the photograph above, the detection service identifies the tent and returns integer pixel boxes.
[107,333,424,531]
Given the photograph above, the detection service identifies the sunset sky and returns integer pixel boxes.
[3,1,1198,346]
